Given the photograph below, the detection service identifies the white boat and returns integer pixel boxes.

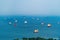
[48,24,51,27]
[24,21,28,24]
[34,29,39,33]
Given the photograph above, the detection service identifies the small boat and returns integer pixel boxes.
[15,20,18,23]
[48,24,51,27]
[24,21,28,24]
[34,29,39,33]
[9,22,12,25]
[41,22,44,25]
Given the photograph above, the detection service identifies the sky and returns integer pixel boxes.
[0,0,60,16]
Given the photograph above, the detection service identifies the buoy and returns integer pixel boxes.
[34,29,39,33]
[14,23,16,27]
[24,21,27,24]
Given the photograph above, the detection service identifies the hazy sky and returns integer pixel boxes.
[0,0,60,16]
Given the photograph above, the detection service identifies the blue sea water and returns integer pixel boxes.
[0,16,60,40]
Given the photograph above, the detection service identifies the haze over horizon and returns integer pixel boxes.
[0,0,60,16]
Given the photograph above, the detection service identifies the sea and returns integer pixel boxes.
[0,16,60,40]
